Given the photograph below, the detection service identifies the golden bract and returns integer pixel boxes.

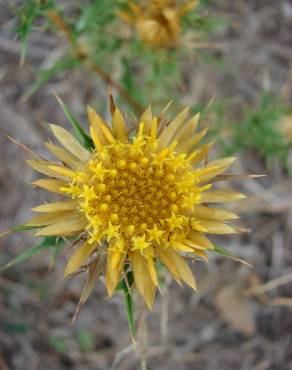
[120,0,199,48]
[26,100,245,309]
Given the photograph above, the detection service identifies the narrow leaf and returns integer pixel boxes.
[54,94,94,150]
[22,56,79,101]
[2,236,63,270]
[49,240,65,269]
[116,269,136,338]
[213,244,253,268]
[119,274,136,338]
[0,224,40,237]
[213,244,231,257]
[123,287,136,338]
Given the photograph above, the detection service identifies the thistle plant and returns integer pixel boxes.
[2,93,249,336]
[3,0,258,347]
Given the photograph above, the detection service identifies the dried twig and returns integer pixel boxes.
[269,297,292,307]
[109,344,135,370]
[245,272,292,296]
[5,135,43,160]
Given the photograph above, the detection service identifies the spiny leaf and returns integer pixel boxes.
[76,330,95,352]
[0,320,28,334]
[54,94,94,150]
[2,236,64,270]
[213,244,231,257]
[48,336,67,353]
[22,55,80,101]
[213,244,253,268]
[49,239,65,269]
[116,269,136,338]
[15,0,55,65]
[123,285,135,339]
[0,224,40,238]
[12,225,40,232]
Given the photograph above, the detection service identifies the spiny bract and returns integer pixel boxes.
[26,99,245,309]
[119,0,199,48]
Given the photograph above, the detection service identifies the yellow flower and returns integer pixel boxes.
[25,98,245,309]
[119,0,199,48]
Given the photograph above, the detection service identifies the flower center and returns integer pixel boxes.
[63,136,202,250]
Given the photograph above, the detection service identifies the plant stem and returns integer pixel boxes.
[139,306,148,370]
[160,275,171,345]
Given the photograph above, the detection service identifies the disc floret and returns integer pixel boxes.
[62,134,205,255]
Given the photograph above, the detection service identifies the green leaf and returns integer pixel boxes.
[49,336,67,353]
[220,94,292,170]
[76,330,95,352]
[123,285,135,338]
[54,94,94,150]
[11,224,40,233]
[2,243,49,270]
[117,269,135,338]
[22,55,80,101]
[2,236,64,270]
[213,244,253,268]
[121,58,145,106]
[115,270,134,292]
[0,320,28,334]
[213,244,231,257]
[49,238,65,269]
[14,0,55,65]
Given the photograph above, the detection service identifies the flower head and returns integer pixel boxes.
[25,98,245,309]
[120,0,199,48]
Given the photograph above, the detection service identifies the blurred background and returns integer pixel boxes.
[0,1,292,369]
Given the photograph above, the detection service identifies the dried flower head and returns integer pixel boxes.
[279,115,292,142]
[24,97,245,309]
[119,0,198,48]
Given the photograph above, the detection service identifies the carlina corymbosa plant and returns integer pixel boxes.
[3,92,249,336]
[119,0,199,48]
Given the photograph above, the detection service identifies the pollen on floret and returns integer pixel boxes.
[129,161,138,171]
[108,169,118,178]
[126,225,136,235]
[116,159,127,169]
[139,157,149,167]
[99,203,109,212]
[96,183,106,193]
[165,174,175,183]
[110,213,119,223]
